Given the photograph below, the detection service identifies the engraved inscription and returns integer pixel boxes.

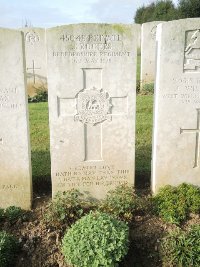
[60,34,122,42]
[25,31,40,45]
[184,30,200,73]
[52,51,131,64]
[180,108,200,168]
[161,77,200,104]
[0,87,22,110]
[52,33,131,64]
[55,165,130,188]
[1,184,24,190]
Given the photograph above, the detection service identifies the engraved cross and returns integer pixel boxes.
[180,108,200,168]
[26,60,41,84]
[57,68,128,162]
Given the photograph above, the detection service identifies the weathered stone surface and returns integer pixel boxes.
[152,19,200,193]
[46,24,137,199]
[140,21,163,87]
[21,28,47,96]
[0,28,32,209]
[135,23,141,49]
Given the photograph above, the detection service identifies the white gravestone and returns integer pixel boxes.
[0,28,32,209]
[21,28,47,96]
[46,24,137,199]
[140,21,163,88]
[135,24,141,49]
[152,19,200,193]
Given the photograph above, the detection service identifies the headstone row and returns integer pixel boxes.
[0,28,32,209]
[0,19,200,209]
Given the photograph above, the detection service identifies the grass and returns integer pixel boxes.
[29,103,51,188]
[28,95,154,189]
[135,95,153,186]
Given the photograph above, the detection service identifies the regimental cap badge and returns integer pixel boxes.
[25,31,40,45]
[75,87,112,125]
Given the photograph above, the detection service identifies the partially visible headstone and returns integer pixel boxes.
[46,24,137,199]
[0,28,32,209]
[140,21,163,88]
[21,28,47,97]
[135,23,141,49]
[152,18,200,193]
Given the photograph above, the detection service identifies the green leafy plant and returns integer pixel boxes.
[28,87,48,103]
[153,183,200,224]
[62,211,129,267]
[0,231,19,267]
[99,184,137,223]
[141,83,154,95]
[44,189,96,227]
[178,183,200,214]
[5,206,24,223]
[160,225,200,267]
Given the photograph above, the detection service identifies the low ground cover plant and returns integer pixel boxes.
[44,185,138,228]
[4,206,24,223]
[0,206,25,224]
[160,225,200,267]
[99,184,137,223]
[153,183,200,224]
[44,189,97,228]
[140,83,154,95]
[62,211,129,267]
[0,231,19,267]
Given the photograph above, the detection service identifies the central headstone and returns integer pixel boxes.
[47,24,137,199]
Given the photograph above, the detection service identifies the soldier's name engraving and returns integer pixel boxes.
[52,33,131,64]
[161,77,200,104]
